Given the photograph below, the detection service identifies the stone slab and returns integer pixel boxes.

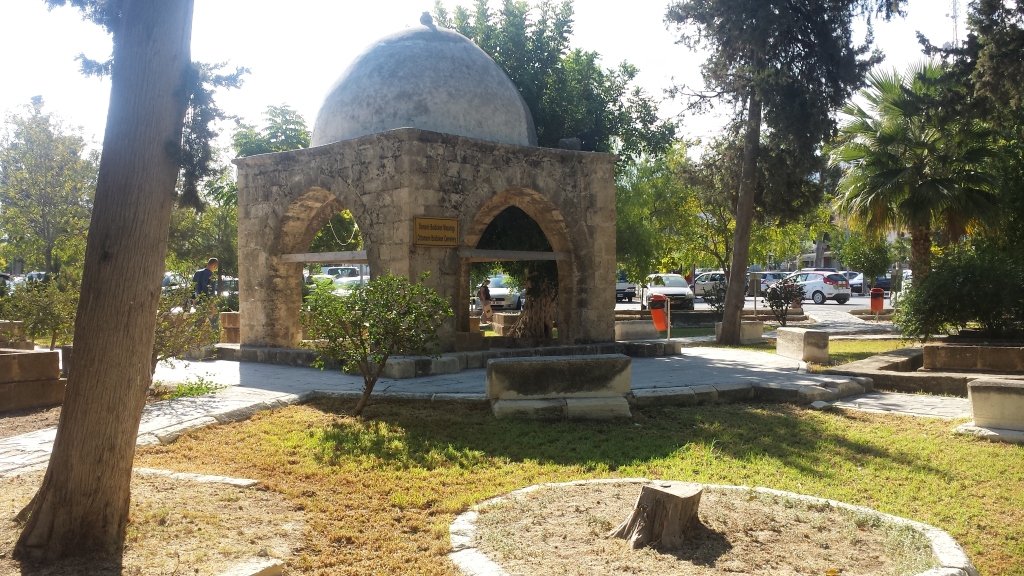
[565,397,632,419]
[0,350,60,384]
[215,559,284,576]
[614,320,660,341]
[712,381,755,402]
[0,377,66,412]
[968,378,1024,431]
[776,327,829,364]
[485,354,631,400]
[630,386,696,407]
[954,422,1024,445]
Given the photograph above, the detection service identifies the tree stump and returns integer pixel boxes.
[608,482,703,549]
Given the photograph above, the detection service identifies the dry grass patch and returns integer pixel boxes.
[475,482,936,575]
[0,471,302,575]
[130,399,1024,576]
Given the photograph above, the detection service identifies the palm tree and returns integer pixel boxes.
[831,62,998,280]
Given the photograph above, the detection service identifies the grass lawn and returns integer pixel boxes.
[135,400,1024,575]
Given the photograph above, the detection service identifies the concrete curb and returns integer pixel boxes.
[449,478,977,576]
[953,422,1024,445]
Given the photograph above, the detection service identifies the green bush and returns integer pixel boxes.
[701,280,729,314]
[0,273,79,349]
[894,248,1024,340]
[301,272,453,416]
[762,279,806,326]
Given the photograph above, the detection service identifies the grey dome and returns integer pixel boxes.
[311,24,537,147]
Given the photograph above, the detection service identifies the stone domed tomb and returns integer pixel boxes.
[235,17,616,351]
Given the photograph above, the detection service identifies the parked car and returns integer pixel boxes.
[615,270,637,302]
[691,270,728,298]
[640,273,695,310]
[749,271,787,294]
[322,265,361,278]
[487,275,524,310]
[783,270,851,304]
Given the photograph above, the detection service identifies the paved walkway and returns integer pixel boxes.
[800,305,900,335]
[0,347,967,478]
[832,392,972,419]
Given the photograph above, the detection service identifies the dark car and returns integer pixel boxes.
[851,273,891,295]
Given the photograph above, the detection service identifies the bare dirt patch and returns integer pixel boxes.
[473,482,937,576]
[0,407,61,440]
[0,470,303,575]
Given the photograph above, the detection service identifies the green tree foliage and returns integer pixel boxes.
[0,273,79,350]
[894,244,1024,339]
[0,100,96,273]
[435,0,675,158]
[831,63,999,280]
[301,273,453,416]
[615,146,696,284]
[167,157,239,277]
[232,105,311,158]
[830,232,892,286]
[666,0,902,344]
[232,106,361,258]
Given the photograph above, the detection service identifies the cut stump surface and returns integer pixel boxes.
[608,481,703,549]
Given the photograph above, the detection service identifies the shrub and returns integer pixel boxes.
[894,247,1024,340]
[301,272,453,416]
[0,273,79,349]
[762,280,806,326]
[151,265,221,373]
[701,280,730,314]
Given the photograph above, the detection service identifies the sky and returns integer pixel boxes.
[1,0,966,151]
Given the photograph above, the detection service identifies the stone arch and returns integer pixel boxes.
[459,187,578,342]
[244,185,376,348]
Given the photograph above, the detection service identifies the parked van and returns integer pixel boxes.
[615,270,637,302]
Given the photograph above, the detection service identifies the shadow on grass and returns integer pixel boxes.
[304,398,947,482]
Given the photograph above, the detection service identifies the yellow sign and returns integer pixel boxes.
[414,217,459,247]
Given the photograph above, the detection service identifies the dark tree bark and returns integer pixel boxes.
[718,92,762,345]
[15,0,194,562]
[909,223,932,281]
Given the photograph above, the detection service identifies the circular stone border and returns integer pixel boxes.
[448,478,978,576]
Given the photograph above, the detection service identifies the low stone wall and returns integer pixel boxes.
[490,312,520,336]
[487,354,632,419]
[924,343,1024,373]
[776,327,829,364]
[0,349,66,412]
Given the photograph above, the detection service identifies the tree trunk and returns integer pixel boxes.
[608,482,703,549]
[508,278,555,339]
[718,92,762,345]
[909,224,931,281]
[15,0,194,563]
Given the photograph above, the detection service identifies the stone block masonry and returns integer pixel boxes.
[776,327,829,364]
[715,321,764,345]
[968,378,1024,431]
[486,354,632,418]
[0,349,65,411]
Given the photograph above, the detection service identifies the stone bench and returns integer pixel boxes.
[776,327,829,364]
[924,343,1024,372]
[486,354,632,419]
[0,349,66,412]
[0,320,35,350]
[969,378,1024,432]
[219,311,240,344]
[715,320,764,345]
[614,320,660,341]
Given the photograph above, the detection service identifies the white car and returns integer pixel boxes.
[691,270,728,298]
[487,275,524,310]
[641,274,695,310]
[750,271,787,294]
[784,270,852,305]
[332,276,364,296]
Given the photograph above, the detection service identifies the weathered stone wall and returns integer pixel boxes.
[235,128,616,350]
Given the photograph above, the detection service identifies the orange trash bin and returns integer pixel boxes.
[870,287,885,312]
[649,294,668,331]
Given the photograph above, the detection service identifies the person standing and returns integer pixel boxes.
[477,278,493,323]
[192,258,219,329]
